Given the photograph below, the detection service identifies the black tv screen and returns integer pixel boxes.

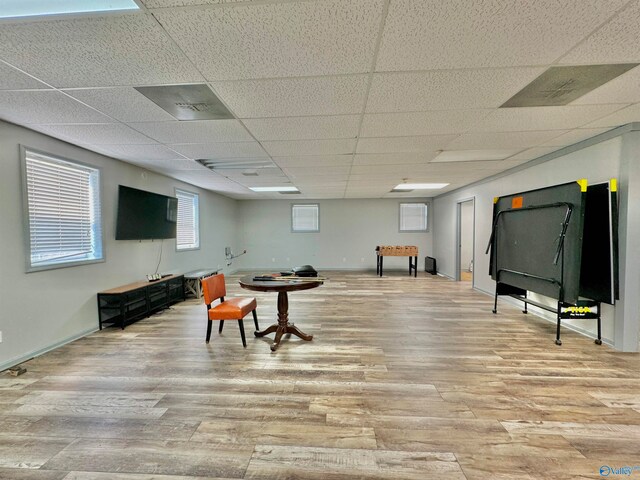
[115,185,177,240]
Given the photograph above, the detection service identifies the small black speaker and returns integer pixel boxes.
[425,256,437,275]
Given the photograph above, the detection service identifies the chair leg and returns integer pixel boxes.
[238,319,247,348]
[252,309,259,330]
[218,320,224,333]
[206,320,212,343]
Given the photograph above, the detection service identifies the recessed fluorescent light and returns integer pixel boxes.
[249,186,300,192]
[0,0,140,19]
[393,183,449,190]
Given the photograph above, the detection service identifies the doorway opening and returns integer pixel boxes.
[456,199,475,284]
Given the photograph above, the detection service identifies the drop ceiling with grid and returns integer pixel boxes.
[1,0,639,199]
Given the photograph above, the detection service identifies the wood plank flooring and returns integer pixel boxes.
[1,271,639,479]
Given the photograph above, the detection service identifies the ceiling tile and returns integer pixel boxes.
[469,104,628,132]
[431,149,520,163]
[539,128,612,147]
[561,1,640,65]
[32,123,156,145]
[63,87,176,122]
[273,155,353,167]
[123,158,205,171]
[142,0,253,6]
[155,0,383,80]
[447,131,568,150]
[0,90,111,124]
[366,68,545,112]
[0,61,50,90]
[360,110,491,137]
[572,65,640,105]
[356,135,457,154]
[583,103,640,128]
[376,0,628,71]
[262,139,356,156]
[502,146,561,164]
[167,141,268,159]
[243,115,360,141]
[0,14,203,87]
[353,153,438,165]
[211,76,368,118]
[129,120,254,143]
[85,143,188,161]
[283,166,351,178]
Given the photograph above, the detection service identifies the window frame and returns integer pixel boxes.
[20,145,105,272]
[291,203,320,233]
[175,188,200,252]
[399,202,429,233]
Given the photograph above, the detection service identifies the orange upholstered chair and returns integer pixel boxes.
[202,273,259,347]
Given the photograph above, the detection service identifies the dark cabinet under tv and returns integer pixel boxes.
[97,274,185,329]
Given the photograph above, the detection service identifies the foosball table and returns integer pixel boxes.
[375,245,419,277]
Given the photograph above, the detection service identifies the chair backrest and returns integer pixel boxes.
[202,273,227,306]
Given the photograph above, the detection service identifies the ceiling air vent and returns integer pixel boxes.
[501,64,638,107]
[135,84,234,120]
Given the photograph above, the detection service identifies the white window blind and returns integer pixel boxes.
[176,189,199,250]
[292,204,319,232]
[24,150,103,270]
[400,203,428,232]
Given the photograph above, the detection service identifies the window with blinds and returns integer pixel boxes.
[23,149,103,271]
[400,203,428,232]
[175,189,199,250]
[292,204,319,232]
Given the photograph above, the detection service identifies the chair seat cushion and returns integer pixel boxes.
[208,297,257,320]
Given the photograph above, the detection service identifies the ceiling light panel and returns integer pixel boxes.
[63,87,176,123]
[262,139,356,157]
[154,0,383,80]
[504,146,560,163]
[0,62,49,90]
[249,186,299,192]
[283,166,351,178]
[121,158,205,171]
[431,149,520,163]
[360,110,491,137]
[470,104,627,132]
[32,123,157,145]
[366,68,545,112]
[393,183,449,190]
[560,1,640,65]
[0,15,203,88]
[447,131,568,150]
[0,0,139,19]
[169,142,269,159]
[243,115,360,141]
[128,120,253,144]
[376,0,628,71]
[210,75,368,118]
[501,64,638,107]
[356,135,457,154]
[0,90,110,124]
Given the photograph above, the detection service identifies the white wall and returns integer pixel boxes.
[434,128,640,351]
[236,198,433,271]
[0,121,239,369]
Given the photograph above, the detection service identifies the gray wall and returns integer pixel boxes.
[0,121,239,370]
[236,198,433,271]
[434,128,640,351]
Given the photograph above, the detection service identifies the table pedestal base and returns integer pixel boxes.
[253,291,313,351]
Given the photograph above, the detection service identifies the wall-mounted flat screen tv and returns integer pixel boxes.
[115,185,178,240]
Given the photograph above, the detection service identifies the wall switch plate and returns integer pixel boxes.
[0,331,2,343]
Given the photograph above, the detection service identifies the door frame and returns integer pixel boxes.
[455,197,475,284]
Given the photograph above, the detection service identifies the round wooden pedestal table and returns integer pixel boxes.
[239,275,323,352]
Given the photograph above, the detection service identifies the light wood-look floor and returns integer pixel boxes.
[2,271,640,480]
